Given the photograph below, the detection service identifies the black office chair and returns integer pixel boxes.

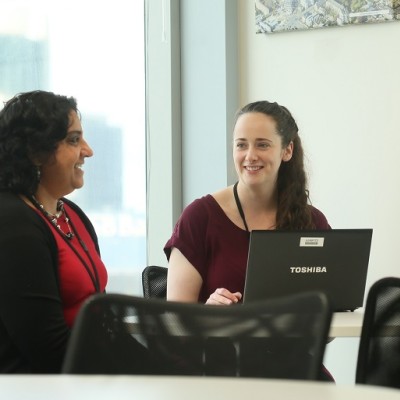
[355,277,400,388]
[142,265,168,299]
[62,291,332,379]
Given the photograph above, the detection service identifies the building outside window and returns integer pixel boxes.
[0,0,146,294]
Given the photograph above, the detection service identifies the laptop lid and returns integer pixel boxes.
[243,229,373,311]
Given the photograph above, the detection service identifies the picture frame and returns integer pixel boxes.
[255,0,400,34]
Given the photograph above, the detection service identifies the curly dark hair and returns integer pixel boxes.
[234,100,314,229]
[0,90,78,195]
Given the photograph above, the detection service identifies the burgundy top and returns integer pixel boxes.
[164,195,331,303]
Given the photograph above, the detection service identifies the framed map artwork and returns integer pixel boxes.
[255,0,400,33]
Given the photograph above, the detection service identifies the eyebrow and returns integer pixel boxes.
[234,138,273,142]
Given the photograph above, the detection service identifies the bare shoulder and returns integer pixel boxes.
[211,186,235,215]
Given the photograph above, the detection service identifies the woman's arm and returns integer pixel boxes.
[167,247,202,302]
[167,247,242,305]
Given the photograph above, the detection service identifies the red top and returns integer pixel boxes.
[35,204,107,326]
[164,195,330,303]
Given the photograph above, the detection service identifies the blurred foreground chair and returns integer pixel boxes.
[355,277,400,388]
[62,291,332,379]
[142,265,168,299]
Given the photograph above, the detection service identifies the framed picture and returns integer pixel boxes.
[255,0,400,34]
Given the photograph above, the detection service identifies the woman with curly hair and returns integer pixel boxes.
[0,90,107,373]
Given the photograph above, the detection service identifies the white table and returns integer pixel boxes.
[330,310,364,337]
[125,309,364,338]
[1,375,399,400]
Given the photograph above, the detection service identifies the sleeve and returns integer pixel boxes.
[0,209,70,373]
[164,197,211,280]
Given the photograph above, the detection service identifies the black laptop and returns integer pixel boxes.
[243,229,373,311]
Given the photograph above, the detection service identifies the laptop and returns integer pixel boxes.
[243,229,373,311]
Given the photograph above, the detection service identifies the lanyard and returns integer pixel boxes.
[233,182,249,232]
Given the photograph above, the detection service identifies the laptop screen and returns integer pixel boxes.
[243,229,373,311]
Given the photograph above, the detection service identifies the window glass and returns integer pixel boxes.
[0,0,146,294]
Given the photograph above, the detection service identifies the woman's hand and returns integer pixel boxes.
[205,288,242,305]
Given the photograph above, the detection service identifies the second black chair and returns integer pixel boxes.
[62,291,332,379]
[355,276,400,388]
[142,265,168,299]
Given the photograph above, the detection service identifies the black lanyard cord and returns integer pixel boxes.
[64,208,101,293]
[233,182,249,233]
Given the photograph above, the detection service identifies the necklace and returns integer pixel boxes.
[233,182,249,232]
[29,194,101,292]
[30,195,75,240]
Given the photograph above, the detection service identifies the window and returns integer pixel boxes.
[0,0,146,294]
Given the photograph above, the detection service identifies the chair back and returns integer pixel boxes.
[142,265,168,299]
[356,277,400,388]
[62,291,332,379]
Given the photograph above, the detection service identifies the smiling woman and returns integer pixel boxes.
[165,100,331,305]
[38,111,93,200]
[164,100,334,381]
[0,90,107,373]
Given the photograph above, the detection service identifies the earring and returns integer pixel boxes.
[36,166,41,182]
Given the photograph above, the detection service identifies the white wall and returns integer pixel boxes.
[238,0,400,384]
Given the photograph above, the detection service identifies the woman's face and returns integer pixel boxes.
[39,110,93,198]
[233,112,293,189]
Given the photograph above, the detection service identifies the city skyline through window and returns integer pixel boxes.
[0,0,146,294]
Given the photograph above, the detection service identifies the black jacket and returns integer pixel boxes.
[0,192,99,373]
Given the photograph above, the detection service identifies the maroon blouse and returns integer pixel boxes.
[164,195,330,303]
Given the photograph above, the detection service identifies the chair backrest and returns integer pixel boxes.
[355,277,400,388]
[62,291,332,379]
[142,265,168,299]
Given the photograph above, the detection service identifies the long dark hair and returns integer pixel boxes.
[0,90,78,195]
[234,100,314,229]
